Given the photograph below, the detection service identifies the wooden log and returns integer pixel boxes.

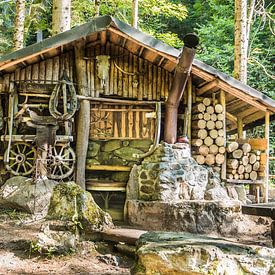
[191,139,203,147]
[232,149,243,159]
[215,136,225,147]
[245,164,252,173]
[209,144,219,155]
[210,113,217,121]
[227,159,239,169]
[203,97,211,106]
[227,174,234,180]
[209,129,218,139]
[238,165,245,174]
[216,153,225,165]
[215,120,223,129]
[204,136,214,147]
[217,113,224,121]
[205,154,215,165]
[214,104,223,113]
[250,171,258,180]
[203,112,211,121]
[206,106,214,114]
[242,155,249,166]
[199,145,210,156]
[218,146,226,154]
[239,174,244,180]
[218,129,224,137]
[192,113,203,120]
[194,155,205,165]
[253,161,260,171]
[206,120,215,130]
[227,168,237,175]
[227,142,239,153]
[244,173,250,179]
[192,129,208,139]
[249,153,257,164]
[234,174,239,180]
[256,156,260,160]
[242,143,251,154]
[192,103,206,113]
[192,119,207,129]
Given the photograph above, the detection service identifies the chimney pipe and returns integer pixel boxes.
[164,33,199,144]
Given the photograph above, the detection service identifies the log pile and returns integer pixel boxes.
[226,141,261,180]
[192,98,225,166]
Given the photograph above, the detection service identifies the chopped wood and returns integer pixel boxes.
[217,113,224,121]
[204,136,214,147]
[216,153,225,165]
[227,174,234,179]
[199,145,210,156]
[234,174,239,180]
[215,136,225,147]
[227,159,239,169]
[253,161,260,171]
[192,113,204,120]
[249,153,257,164]
[242,143,251,154]
[245,164,252,173]
[206,106,214,114]
[214,104,223,113]
[210,113,217,121]
[206,120,215,130]
[238,165,245,174]
[242,155,249,166]
[192,103,206,113]
[193,119,207,129]
[232,149,243,159]
[218,129,224,137]
[218,146,226,154]
[192,129,208,139]
[215,120,223,129]
[250,171,258,180]
[194,155,205,164]
[209,129,218,139]
[209,144,219,154]
[205,154,215,165]
[227,141,239,152]
[203,97,211,106]
[191,139,203,147]
[244,173,249,179]
[256,155,260,161]
[255,150,261,156]
[203,112,211,121]
[239,174,244,180]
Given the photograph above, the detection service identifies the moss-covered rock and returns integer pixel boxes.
[114,147,143,161]
[47,182,113,232]
[130,139,152,150]
[108,156,127,166]
[111,172,130,182]
[87,142,100,158]
[86,159,100,165]
[102,140,121,152]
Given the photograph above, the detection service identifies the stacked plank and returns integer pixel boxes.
[192,98,225,166]
[226,141,261,180]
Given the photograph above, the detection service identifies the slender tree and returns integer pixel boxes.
[13,0,26,50]
[132,0,138,29]
[52,0,71,35]
[234,0,248,84]
[95,0,100,16]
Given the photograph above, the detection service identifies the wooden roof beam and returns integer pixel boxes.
[243,110,265,124]
[100,30,107,46]
[196,79,219,95]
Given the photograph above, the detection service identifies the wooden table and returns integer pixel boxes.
[242,203,275,246]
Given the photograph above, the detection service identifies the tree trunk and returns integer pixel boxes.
[14,0,26,50]
[95,0,101,16]
[234,0,247,83]
[52,0,71,35]
[74,40,89,189]
[132,0,139,29]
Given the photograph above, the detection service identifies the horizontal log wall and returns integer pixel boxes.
[90,104,155,140]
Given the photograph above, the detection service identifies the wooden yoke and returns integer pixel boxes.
[164,34,199,144]
[74,40,90,189]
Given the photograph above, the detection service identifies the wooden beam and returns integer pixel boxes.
[226,112,238,124]
[100,30,107,46]
[187,76,192,140]
[237,117,243,139]
[220,90,226,180]
[243,111,265,124]
[264,112,270,203]
[237,107,258,118]
[196,79,219,95]
[86,165,131,171]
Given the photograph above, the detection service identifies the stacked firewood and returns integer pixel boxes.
[226,141,261,180]
[192,98,225,166]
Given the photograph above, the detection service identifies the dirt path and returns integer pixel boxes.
[0,210,133,275]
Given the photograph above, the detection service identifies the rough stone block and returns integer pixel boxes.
[102,140,121,152]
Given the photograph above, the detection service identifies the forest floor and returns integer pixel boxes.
[0,210,133,275]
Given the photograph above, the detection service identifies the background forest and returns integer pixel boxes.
[0,0,274,176]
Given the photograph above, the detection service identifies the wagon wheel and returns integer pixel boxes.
[4,142,36,176]
[48,144,75,180]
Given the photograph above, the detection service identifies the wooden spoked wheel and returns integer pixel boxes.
[4,142,36,176]
[48,144,75,180]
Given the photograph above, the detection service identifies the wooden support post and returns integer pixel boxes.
[220,90,226,180]
[187,76,192,140]
[264,111,270,203]
[237,117,243,139]
[74,40,90,189]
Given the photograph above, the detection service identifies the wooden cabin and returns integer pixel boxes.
[0,16,274,218]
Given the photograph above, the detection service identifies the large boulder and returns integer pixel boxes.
[133,232,275,275]
[47,182,113,232]
[0,176,57,216]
